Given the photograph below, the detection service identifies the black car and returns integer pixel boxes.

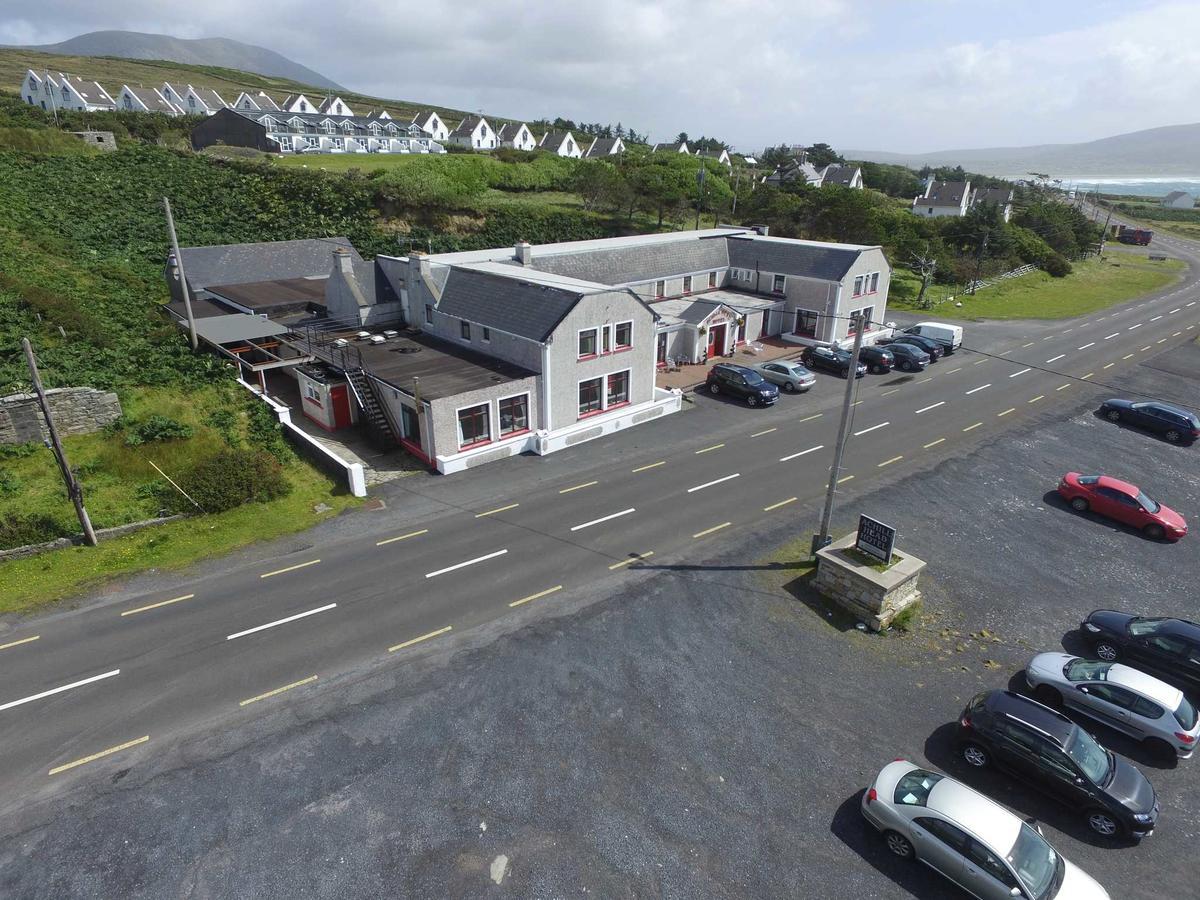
[879,333,944,361]
[858,345,894,374]
[800,345,867,378]
[705,363,779,407]
[1099,399,1200,444]
[956,690,1158,839]
[884,343,929,373]
[1080,610,1200,692]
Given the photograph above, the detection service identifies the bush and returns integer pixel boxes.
[121,414,194,446]
[0,468,20,496]
[0,512,69,550]
[1042,253,1073,277]
[165,447,290,514]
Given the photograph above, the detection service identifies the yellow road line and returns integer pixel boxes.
[798,413,824,423]
[559,481,598,494]
[1056,383,1071,391]
[751,427,777,437]
[509,585,563,608]
[0,634,40,651]
[692,522,732,539]
[609,552,654,570]
[260,559,320,579]
[1028,395,1045,404]
[962,422,983,432]
[48,735,149,776]
[997,408,1016,417]
[120,594,194,617]
[377,529,428,546]
[239,675,318,707]
[923,438,946,449]
[1103,363,1115,369]
[632,460,665,473]
[1081,372,1094,380]
[695,443,725,454]
[763,497,798,512]
[476,503,519,518]
[877,456,904,468]
[837,474,855,484]
[389,625,453,653]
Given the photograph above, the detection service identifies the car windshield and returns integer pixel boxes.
[1064,727,1112,784]
[1063,659,1111,683]
[1136,491,1161,513]
[892,769,942,806]
[743,371,765,385]
[1175,695,1198,731]
[1008,824,1063,900]
[1129,617,1166,636]
[1076,475,1100,485]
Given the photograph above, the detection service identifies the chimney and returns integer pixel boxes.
[515,240,532,266]
[333,245,354,276]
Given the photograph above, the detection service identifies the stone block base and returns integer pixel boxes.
[813,532,926,630]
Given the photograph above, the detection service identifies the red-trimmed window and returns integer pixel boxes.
[708,271,717,288]
[607,371,630,406]
[654,280,665,298]
[683,275,693,294]
[869,272,880,293]
[614,321,632,350]
[602,326,612,354]
[853,275,864,296]
[498,394,528,435]
[579,377,603,416]
[772,274,786,293]
[794,310,818,337]
[457,403,489,448]
[579,328,598,357]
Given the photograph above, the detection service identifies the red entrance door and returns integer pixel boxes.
[708,323,726,358]
[330,384,352,429]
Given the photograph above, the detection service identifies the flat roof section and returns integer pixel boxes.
[163,297,237,320]
[207,277,328,315]
[193,314,290,345]
[349,331,535,400]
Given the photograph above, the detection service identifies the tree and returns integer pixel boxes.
[675,132,689,145]
[804,142,843,168]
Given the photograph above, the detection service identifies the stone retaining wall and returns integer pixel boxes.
[0,387,122,445]
[0,514,185,562]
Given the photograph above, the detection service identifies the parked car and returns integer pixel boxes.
[751,359,816,393]
[956,690,1158,839]
[879,333,944,361]
[1056,472,1187,541]
[1024,652,1199,759]
[705,363,779,407]
[862,759,1110,899]
[858,345,894,374]
[885,343,930,373]
[1079,611,1200,694]
[1098,399,1199,444]
[902,321,964,354]
[800,345,866,378]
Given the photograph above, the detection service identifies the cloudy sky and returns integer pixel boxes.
[5,0,1199,153]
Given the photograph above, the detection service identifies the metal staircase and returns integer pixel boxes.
[345,367,400,449]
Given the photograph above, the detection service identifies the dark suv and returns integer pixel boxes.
[800,345,867,378]
[858,345,894,374]
[885,343,930,373]
[879,333,944,362]
[1099,399,1200,444]
[1079,610,1200,692]
[705,363,779,407]
[956,690,1158,839]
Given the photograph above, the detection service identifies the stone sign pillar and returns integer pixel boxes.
[813,532,926,631]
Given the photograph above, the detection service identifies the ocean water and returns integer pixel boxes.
[1017,177,1200,199]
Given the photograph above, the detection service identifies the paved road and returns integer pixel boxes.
[2,231,1198,821]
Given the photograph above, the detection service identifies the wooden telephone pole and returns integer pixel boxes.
[22,338,98,546]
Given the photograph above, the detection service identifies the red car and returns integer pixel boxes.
[1058,472,1188,541]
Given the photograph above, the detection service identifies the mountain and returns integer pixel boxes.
[844,123,1200,178]
[12,31,343,91]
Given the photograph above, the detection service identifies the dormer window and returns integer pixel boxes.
[188,96,196,107]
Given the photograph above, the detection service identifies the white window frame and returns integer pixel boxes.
[772,274,787,293]
[853,275,864,296]
[683,275,693,294]
[869,272,880,293]
[578,326,599,358]
[709,271,718,288]
[613,320,633,350]
[482,326,491,343]
[606,368,632,407]
[577,375,604,417]
[497,392,530,436]
[455,401,491,449]
[460,320,471,341]
[654,280,665,298]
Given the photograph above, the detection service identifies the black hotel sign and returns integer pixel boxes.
[856,515,897,563]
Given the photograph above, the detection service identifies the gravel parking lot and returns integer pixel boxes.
[1,350,1196,899]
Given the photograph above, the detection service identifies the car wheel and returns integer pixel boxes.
[1085,809,1121,838]
[709,383,720,395]
[1165,429,1181,443]
[1144,737,1177,761]
[1094,641,1120,662]
[883,830,915,860]
[1106,409,1121,422]
[1034,685,1063,709]
[1144,523,1166,540]
[961,743,989,768]
[1070,497,1090,512]
[901,360,913,372]
[746,395,759,407]
[782,381,796,393]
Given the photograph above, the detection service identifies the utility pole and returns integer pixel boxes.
[22,338,97,546]
[813,313,866,554]
[694,166,707,230]
[731,166,742,217]
[163,197,198,350]
[968,232,989,295]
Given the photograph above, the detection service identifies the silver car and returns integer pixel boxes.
[1025,652,1200,759]
[752,359,816,393]
[862,760,1109,899]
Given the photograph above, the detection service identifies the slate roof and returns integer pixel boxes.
[973,187,1013,205]
[175,237,359,299]
[1163,190,1194,205]
[922,181,970,206]
[192,86,227,110]
[539,130,574,149]
[450,115,485,138]
[725,235,864,281]
[124,85,178,114]
[496,123,529,142]
[822,165,860,187]
[584,137,622,157]
[436,268,587,342]
[253,91,280,110]
[66,75,114,107]
[653,141,689,154]
[531,235,731,286]
[230,108,414,130]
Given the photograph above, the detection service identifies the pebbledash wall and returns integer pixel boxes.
[0,387,122,445]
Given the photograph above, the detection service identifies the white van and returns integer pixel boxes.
[901,321,963,353]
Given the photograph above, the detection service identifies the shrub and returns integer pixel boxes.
[0,512,69,550]
[122,414,194,446]
[166,447,290,514]
[1042,253,1073,277]
[0,468,20,496]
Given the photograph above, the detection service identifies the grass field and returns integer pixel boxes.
[890,252,1185,320]
[1110,201,1200,241]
